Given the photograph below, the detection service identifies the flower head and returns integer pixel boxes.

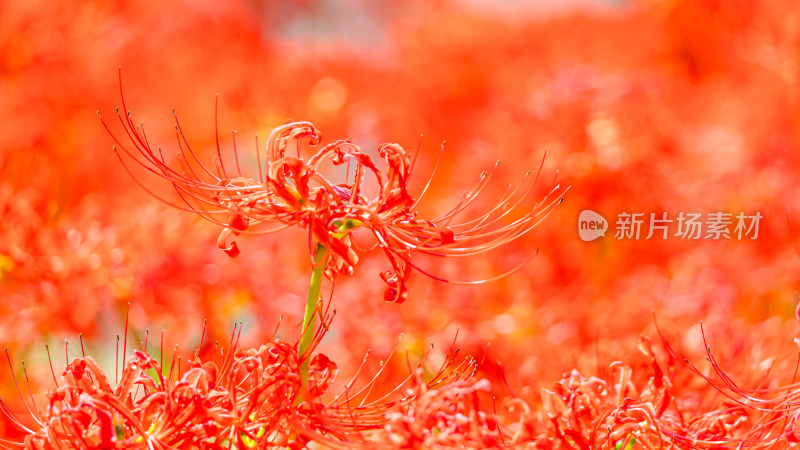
[101,77,565,302]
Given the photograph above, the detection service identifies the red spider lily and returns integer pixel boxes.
[377,375,504,448]
[1,317,544,449]
[99,74,565,303]
[528,323,800,450]
[13,324,800,449]
[655,323,800,449]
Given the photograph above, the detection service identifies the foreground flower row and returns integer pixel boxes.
[4,322,800,449]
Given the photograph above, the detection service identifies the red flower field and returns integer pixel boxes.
[2,0,800,447]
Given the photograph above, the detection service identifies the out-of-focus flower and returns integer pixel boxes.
[378,374,503,448]
[538,337,674,449]
[101,85,565,303]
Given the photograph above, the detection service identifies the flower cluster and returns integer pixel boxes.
[2,320,540,449]
[11,322,800,449]
[101,87,564,303]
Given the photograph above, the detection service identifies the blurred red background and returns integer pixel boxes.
[2,0,800,443]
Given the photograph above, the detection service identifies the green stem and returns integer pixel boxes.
[299,243,328,393]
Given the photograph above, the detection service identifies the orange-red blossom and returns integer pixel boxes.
[101,93,565,303]
[6,320,504,449]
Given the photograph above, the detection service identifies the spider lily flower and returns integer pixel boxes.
[1,318,514,449]
[100,81,565,303]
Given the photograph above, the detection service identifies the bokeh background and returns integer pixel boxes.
[3,0,800,441]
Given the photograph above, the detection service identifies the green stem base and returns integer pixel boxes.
[298,243,327,401]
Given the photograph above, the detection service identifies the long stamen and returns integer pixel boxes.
[45,344,58,388]
[3,349,37,432]
[123,302,129,378]
[196,319,207,357]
